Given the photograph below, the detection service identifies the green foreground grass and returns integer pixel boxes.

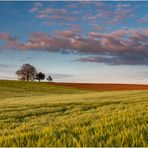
[0,80,147,147]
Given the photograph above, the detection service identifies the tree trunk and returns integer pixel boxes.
[26,75,29,81]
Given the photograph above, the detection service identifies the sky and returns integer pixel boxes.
[0,1,148,83]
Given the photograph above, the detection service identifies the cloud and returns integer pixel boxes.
[138,15,148,23]
[50,73,73,79]
[1,28,148,65]
[0,64,16,69]
[29,1,135,26]
[56,30,81,38]
[29,2,42,13]
[34,5,78,22]
[0,64,10,68]
[0,32,21,49]
[76,53,148,65]
[80,2,134,24]
[104,6,134,24]
[35,7,69,20]
[25,57,34,60]
[65,3,78,9]
[88,32,102,38]
[0,32,16,41]
[116,3,130,9]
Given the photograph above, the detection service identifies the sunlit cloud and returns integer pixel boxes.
[0,28,148,65]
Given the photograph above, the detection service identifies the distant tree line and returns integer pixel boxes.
[16,63,53,82]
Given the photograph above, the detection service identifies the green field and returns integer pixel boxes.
[0,80,147,147]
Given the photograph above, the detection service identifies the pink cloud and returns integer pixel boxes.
[0,32,10,40]
[29,2,136,27]
[36,14,48,18]
[88,32,102,38]
[1,28,148,65]
[1,29,148,53]
[29,7,38,13]
[50,15,64,20]
[57,30,81,38]
[38,8,68,17]
[29,2,42,13]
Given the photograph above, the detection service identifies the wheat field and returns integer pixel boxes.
[0,80,147,147]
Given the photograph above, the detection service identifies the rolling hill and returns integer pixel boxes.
[0,80,147,147]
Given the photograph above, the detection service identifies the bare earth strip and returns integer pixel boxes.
[50,82,148,91]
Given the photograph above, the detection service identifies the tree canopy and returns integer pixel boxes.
[47,75,53,82]
[36,72,45,82]
[16,64,37,81]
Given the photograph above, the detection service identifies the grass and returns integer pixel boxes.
[0,80,147,147]
[0,80,88,100]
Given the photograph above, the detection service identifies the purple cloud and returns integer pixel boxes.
[0,28,148,65]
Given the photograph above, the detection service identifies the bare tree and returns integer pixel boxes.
[46,75,53,82]
[36,72,45,82]
[16,64,37,81]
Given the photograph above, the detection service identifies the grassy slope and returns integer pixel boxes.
[0,80,147,147]
[0,80,89,99]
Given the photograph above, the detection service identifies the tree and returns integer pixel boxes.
[16,64,37,81]
[36,72,45,82]
[46,75,53,82]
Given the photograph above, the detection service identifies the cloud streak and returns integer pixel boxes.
[50,73,73,79]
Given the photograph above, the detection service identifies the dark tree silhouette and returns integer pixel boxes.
[46,75,53,82]
[36,72,45,82]
[16,64,37,81]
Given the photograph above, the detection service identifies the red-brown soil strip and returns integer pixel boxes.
[49,82,148,91]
